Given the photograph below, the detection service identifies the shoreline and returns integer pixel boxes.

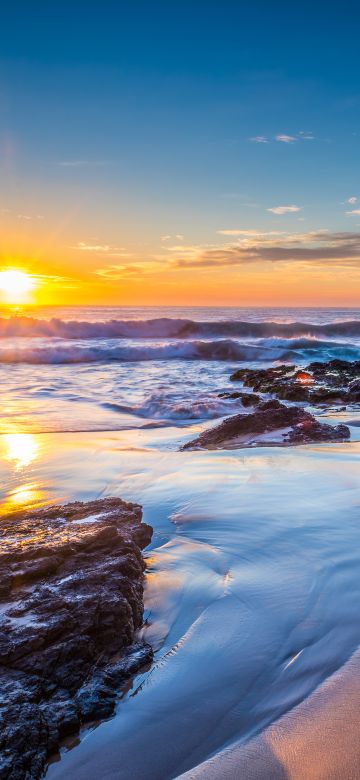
[19,428,357,780]
[177,645,360,779]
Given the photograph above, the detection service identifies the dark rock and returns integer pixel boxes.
[229,359,360,408]
[182,402,350,450]
[218,391,261,406]
[0,498,153,779]
[285,421,350,444]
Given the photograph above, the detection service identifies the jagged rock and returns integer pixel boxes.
[285,420,351,445]
[182,401,350,450]
[218,391,261,406]
[229,359,360,407]
[0,498,153,780]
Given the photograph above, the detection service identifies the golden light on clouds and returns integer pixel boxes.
[0,269,36,303]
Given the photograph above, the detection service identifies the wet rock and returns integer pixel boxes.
[182,401,350,450]
[218,391,261,406]
[285,420,350,445]
[229,359,360,407]
[0,498,153,779]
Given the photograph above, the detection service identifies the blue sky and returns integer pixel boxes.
[0,2,360,304]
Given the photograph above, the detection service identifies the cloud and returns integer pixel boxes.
[250,132,315,145]
[16,213,45,221]
[72,242,130,257]
[298,131,315,140]
[170,231,360,269]
[347,197,358,204]
[57,160,106,167]
[33,273,80,289]
[275,134,297,143]
[346,209,360,216]
[161,234,184,241]
[94,262,162,280]
[267,205,302,215]
[217,230,285,237]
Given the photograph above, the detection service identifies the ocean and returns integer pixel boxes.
[2,306,360,778]
[1,305,360,433]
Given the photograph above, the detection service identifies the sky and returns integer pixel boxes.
[1,1,360,306]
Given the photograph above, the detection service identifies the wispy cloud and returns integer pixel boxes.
[161,234,184,242]
[58,160,106,167]
[275,134,297,143]
[346,209,360,216]
[33,273,80,290]
[347,197,358,204]
[71,241,130,257]
[217,229,284,237]
[267,205,302,215]
[250,132,315,145]
[16,213,45,221]
[298,131,315,140]
[94,262,162,280]
[170,231,360,269]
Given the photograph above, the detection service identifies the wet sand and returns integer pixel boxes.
[1,423,360,779]
[178,646,360,779]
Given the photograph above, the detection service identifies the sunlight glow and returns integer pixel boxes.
[0,269,36,303]
[4,433,39,470]
[7,483,42,507]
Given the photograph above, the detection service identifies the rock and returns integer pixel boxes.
[229,359,360,407]
[0,498,153,779]
[182,401,350,450]
[218,391,261,406]
[285,421,350,444]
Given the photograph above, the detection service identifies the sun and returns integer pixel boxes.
[0,269,36,303]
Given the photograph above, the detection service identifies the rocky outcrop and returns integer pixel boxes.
[229,359,360,406]
[0,498,153,780]
[218,391,261,406]
[182,400,350,450]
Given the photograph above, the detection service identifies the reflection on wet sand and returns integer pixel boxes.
[178,647,360,780]
[1,429,360,779]
[0,431,46,513]
[3,432,39,469]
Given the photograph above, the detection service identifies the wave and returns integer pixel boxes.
[1,315,360,339]
[102,392,247,422]
[0,337,359,365]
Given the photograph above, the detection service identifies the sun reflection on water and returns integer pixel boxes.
[3,433,39,469]
[7,483,43,507]
[0,432,47,514]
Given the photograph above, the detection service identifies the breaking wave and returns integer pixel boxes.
[1,316,360,340]
[0,337,359,364]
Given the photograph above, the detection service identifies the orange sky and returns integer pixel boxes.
[1,218,360,307]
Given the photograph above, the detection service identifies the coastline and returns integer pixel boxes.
[1,424,358,778]
[177,645,360,780]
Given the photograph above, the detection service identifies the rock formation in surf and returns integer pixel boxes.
[229,359,360,406]
[0,497,153,780]
[182,400,350,450]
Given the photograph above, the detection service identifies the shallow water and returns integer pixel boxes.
[0,425,359,778]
